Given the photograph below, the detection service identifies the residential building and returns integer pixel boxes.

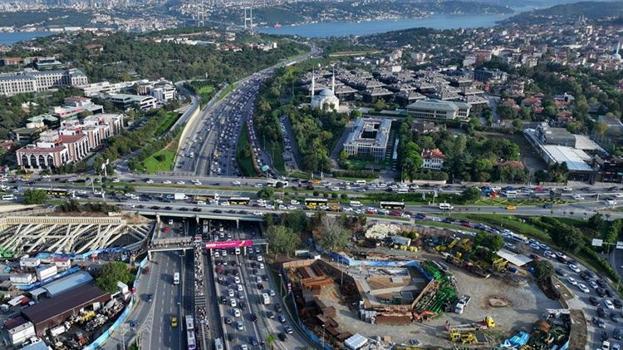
[343,118,392,160]
[405,99,471,120]
[421,148,445,170]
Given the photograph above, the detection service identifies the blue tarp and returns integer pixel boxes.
[500,331,530,348]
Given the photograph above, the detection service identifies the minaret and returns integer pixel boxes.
[331,67,335,94]
[311,70,315,97]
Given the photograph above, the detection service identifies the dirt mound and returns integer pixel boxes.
[488,296,512,307]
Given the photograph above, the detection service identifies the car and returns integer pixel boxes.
[230,298,237,308]
[266,311,275,319]
[237,284,244,292]
[228,289,235,297]
[603,340,611,350]
[615,299,623,309]
[278,333,287,341]
[598,307,607,318]
[613,343,621,350]
[590,280,600,290]
[224,317,232,325]
[146,294,153,302]
[240,345,248,350]
[567,277,578,286]
[577,283,590,293]
[278,314,287,323]
[275,304,282,313]
[269,289,276,297]
[614,329,622,340]
[568,264,581,273]
[612,313,620,323]
[249,314,257,322]
[170,316,178,327]
[593,317,606,328]
[555,268,568,277]
[234,276,241,284]
[590,296,600,306]
[236,321,244,331]
[284,325,294,334]
[606,300,616,310]
[250,337,259,346]
[233,308,241,317]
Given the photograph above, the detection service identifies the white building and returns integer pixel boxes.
[421,148,445,170]
[0,68,88,96]
[405,99,471,120]
[343,118,392,160]
[310,70,339,111]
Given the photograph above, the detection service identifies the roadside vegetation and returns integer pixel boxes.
[236,126,258,177]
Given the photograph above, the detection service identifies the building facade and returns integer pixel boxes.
[421,148,445,170]
[405,99,471,120]
[343,118,392,160]
[0,69,88,96]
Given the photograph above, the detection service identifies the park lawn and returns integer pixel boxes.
[154,111,180,137]
[197,85,215,102]
[236,126,258,177]
[142,138,179,174]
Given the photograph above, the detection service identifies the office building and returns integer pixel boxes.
[0,69,88,96]
[405,99,471,120]
[343,118,392,160]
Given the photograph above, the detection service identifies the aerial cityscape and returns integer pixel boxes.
[0,0,622,350]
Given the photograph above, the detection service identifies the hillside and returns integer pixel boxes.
[503,1,623,25]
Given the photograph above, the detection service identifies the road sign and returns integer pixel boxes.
[616,241,623,250]
[592,239,604,247]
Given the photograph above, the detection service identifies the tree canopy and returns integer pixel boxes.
[95,261,133,293]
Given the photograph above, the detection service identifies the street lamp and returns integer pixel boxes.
[321,324,326,349]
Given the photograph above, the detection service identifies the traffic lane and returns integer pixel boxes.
[151,251,183,350]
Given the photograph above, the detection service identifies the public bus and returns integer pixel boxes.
[305,198,328,209]
[379,201,405,210]
[173,272,180,285]
[186,330,196,350]
[45,188,75,198]
[214,337,224,350]
[185,315,194,331]
[229,197,251,206]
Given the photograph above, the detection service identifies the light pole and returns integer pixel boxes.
[321,323,326,349]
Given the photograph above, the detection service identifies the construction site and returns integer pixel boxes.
[282,222,570,349]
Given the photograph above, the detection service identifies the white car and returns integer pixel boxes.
[605,300,616,310]
[567,277,578,286]
[230,298,237,308]
[146,179,154,184]
[162,180,172,184]
[234,276,241,284]
[568,264,581,273]
[228,289,235,297]
[269,289,276,297]
[176,180,185,185]
[259,263,265,269]
[237,284,243,292]
[257,255,263,262]
[577,283,590,293]
[573,194,584,200]
[233,308,241,317]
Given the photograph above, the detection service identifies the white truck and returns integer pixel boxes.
[174,193,187,201]
[455,295,471,314]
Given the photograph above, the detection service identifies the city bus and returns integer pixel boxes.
[173,272,180,285]
[229,197,251,206]
[185,315,194,331]
[214,337,224,350]
[305,198,328,209]
[45,188,75,198]
[187,330,196,350]
[379,201,405,210]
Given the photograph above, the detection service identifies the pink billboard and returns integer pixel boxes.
[205,240,253,249]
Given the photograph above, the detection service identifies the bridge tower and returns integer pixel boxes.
[243,7,254,33]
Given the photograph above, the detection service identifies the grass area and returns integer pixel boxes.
[236,126,258,177]
[451,213,550,241]
[197,84,215,103]
[154,112,180,136]
[264,139,285,173]
[141,137,179,174]
[473,197,568,206]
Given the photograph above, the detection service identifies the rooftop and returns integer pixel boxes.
[41,270,93,297]
[22,284,108,326]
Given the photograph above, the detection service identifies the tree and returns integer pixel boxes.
[257,187,274,199]
[266,225,300,257]
[266,334,276,350]
[474,232,504,252]
[533,260,554,282]
[318,216,351,251]
[22,189,48,204]
[460,187,481,202]
[282,210,308,233]
[96,261,133,293]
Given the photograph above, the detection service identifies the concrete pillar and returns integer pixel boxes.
[148,250,152,260]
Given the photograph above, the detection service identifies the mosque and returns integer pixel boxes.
[310,69,340,111]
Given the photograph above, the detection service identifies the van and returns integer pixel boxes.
[1,194,15,201]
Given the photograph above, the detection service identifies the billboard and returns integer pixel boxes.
[205,240,253,249]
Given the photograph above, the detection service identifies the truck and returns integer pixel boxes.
[174,193,187,201]
[455,295,471,314]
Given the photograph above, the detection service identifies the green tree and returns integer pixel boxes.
[257,187,274,199]
[460,187,481,202]
[22,189,48,204]
[533,260,554,282]
[319,216,351,251]
[474,232,504,252]
[266,225,300,257]
[282,210,308,233]
[96,261,133,293]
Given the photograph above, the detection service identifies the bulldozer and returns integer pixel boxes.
[449,330,477,344]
